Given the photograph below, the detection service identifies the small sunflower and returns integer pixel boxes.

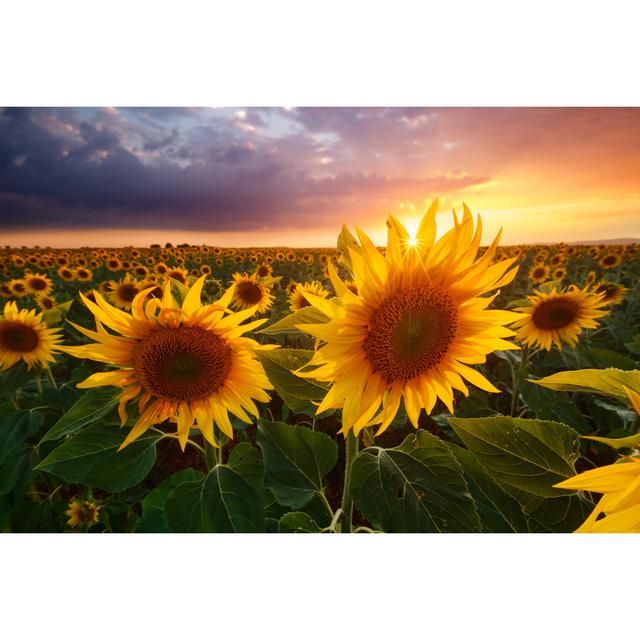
[230,273,274,314]
[36,294,57,311]
[9,279,28,298]
[24,272,53,296]
[592,281,628,306]
[295,201,522,436]
[106,257,122,271]
[105,274,145,310]
[552,267,567,281]
[528,263,549,285]
[255,263,273,278]
[65,499,101,529]
[584,270,597,286]
[0,301,63,371]
[288,281,329,312]
[57,266,76,282]
[599,253,621,270]
[61,277,274,450]
[511,286,609,350]
[166,267,189,284]
[75,267,93,282]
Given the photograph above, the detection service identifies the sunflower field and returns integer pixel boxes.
[1,201,639,534]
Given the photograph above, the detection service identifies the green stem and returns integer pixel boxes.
[44,366,58,389]
[510,347,530,417]
[204,440,219,470]
[340,431,358,533]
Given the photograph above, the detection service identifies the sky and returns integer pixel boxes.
[1,107,639,247]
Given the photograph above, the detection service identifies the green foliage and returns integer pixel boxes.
[278,512,322,533]
[259,306,329,335]
[164,443,266,533]
[36,423,161,492]
[256,420,337,509]
[350,431,480,532]
[257,349,328,413]
[532,368,640,402]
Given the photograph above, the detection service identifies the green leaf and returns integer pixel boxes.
[625,334,640,355]
[39,387,120,444]
[35,423,161,492]
[583,432,640,449]
[165,443,266,533]
[447,444,530,533]
[532,368,640,403]
[448,416,580,498]
[256,420,338,509]
[278,512,322,533]
[350,431,480,533]
[520,382,589,433]
[137,468,205,532]
[257,348,328,413]
[259,306,329,335]
[42,300,73,325]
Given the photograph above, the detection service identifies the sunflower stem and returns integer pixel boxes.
[204,440,218,470]
[44,366,58,389]
[510,347,530,416]
[340,431,358,533]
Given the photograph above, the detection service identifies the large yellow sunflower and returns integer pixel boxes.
[230,273,274,314]
[295,201,522,436]
[511,285,609,350]
[62,277,274,450]
[0,301,63,371]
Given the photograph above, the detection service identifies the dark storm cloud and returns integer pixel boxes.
[0,107,492,232]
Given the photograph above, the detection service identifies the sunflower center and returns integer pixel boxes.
[30,278,47,291]
[533,268,545,278]
[133,326,232,402]
[236,281,263,304]
[0,321,40,353]
[532,298,580,330]
[363,287,458,383]
[118,284,139,303]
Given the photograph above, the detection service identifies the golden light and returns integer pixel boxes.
[403,217,420,248]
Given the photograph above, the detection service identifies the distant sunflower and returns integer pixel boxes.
[599,253,621,270]
[0,301,63,371]
[75,267,93,282]
[511,286,608,350]
[106,257,122,271]
[296,201,522,435]
[24,272,53,296]
[528,263,549,285]
[255,263,273,278]
[288,281,329,312]
[36,294,57,311]
[585,270,597,286]
[592,281,628,306]
[57,266,75,282]
[552,267,567,281]
[61,277,273,450]
[166,267,188,284]
[65,499,101,529]
[200,264,212,276]
[9,279,28,298]
[230,273,274,313]
[105,274,144,310]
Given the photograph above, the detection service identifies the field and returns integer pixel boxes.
[1,222,639,533]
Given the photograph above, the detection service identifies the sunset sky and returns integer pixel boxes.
[1,107,639,247]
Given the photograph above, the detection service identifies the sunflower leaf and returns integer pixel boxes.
[259,306,330,335]
[448,416,580,499]
[164,443,266,533]
[278,511,322,533]
[38,387,120,444]
[531,368,640,403]
[35,423,161,492]
[256,420,338,509]
[350,431,480,533]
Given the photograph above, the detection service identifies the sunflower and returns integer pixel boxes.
[599,253,621,270]
[75,267,93,282]
[0,283,13,298]
[288,281,329,312]
[65,499,101,529]
[105,274,145,310]
[166,267,189,284]
[61,277,274,450]
[24,272,53,296]
[295,201,522,436]
[511,286,608,350]
[584,270,597,286]
[552,267,567,281]
[57,266,76,282]
[255,263,273,278]
[36,294,57,311]
[106,257,122,271]
[230,273,274,314]
[528,263,549,285]
[592,281,628,306]
[200,264,212,276]
[9,279,28,298]
[0,301,63,371]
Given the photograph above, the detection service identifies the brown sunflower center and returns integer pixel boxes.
[29,278,48,291]
[133,326,232,402]
[118,284,140,303]
[595,284,616,300]
[235,281,263,304]
[533,268,545,278]
[363,286,458,383]
[0,321,40,353]
[532,298,580,330]
[602,256,616,265]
